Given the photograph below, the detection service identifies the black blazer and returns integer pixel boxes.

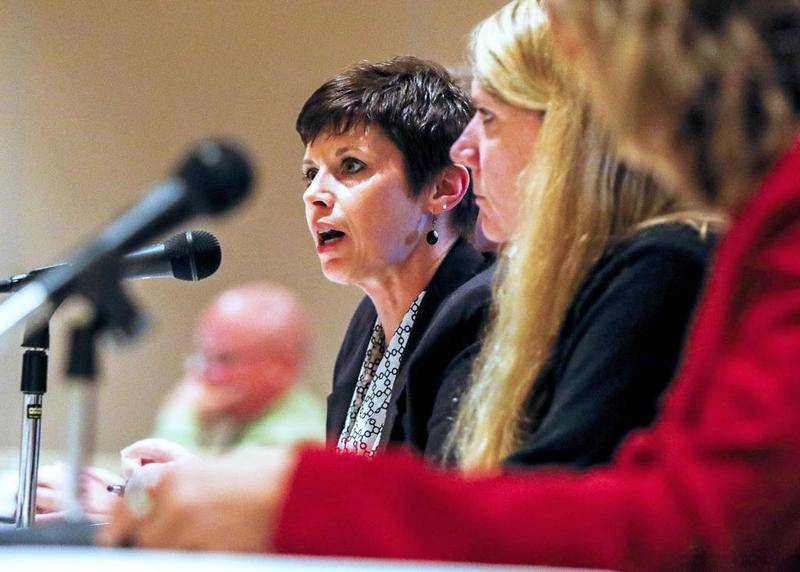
[504,223,716,469]
[327,239,492,451]
[401,264,495,458]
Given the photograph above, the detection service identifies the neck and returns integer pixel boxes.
[358,234,457,341]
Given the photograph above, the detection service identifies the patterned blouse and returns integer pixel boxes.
[336,291,426,457]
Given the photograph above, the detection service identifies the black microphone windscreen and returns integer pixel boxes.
[166,230,221,281]
[176,140,255,216]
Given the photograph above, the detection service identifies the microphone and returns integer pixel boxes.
[0,230,222,294]
[0,139,254,337]
[124,229,222,282]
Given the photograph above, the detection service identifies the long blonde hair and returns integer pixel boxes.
[470,0,556,112]
[448,0,716,470]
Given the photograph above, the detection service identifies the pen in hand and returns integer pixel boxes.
[107,484,126,496]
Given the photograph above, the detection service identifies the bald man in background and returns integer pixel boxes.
[151,282,324,453]
[29,282,324,521]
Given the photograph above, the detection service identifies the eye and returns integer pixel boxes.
[477,107,495,125]
[342,157,365,175]
[302,167,318,187]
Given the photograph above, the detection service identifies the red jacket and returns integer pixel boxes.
[275,139,800,570]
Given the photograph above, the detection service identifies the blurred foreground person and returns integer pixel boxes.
[151,282,323,452]
[105,1,800,568]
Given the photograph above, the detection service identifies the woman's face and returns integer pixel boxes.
[450,80,544,244]
[302,124,428,285]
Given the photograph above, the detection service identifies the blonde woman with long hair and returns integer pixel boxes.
[444,0,717,469]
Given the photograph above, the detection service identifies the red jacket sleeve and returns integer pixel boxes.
[276,448,699,569]
[275,148,800,570]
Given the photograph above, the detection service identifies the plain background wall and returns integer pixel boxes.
[0,1,504,456]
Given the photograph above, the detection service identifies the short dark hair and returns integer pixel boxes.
[296,56,477,239]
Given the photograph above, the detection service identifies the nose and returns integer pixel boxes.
[450,114,480,170]
[302,170,333,210]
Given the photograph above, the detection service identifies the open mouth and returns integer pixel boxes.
[317,229,346,246]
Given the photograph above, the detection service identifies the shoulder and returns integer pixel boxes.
[605,222,716,269]
[442,261,495,308]
[351,295,377,321]
[264,388,326,429]
[420,240,491,312]
[402,263,495,376]
[430,262,496,328]
[242,392,326,446]
[568,222,716,322]
[403,264,495,381]
[587,222,715,292]
[279,387,325,415]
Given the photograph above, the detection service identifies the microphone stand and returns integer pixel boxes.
[60,264,145,524]
[0,272,141,544]
[61,319,100,523]
[14,315,52,528]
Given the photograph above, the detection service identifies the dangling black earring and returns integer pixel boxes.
[426,214,439,245]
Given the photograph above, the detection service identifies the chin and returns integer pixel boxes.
[478,217,506,245]
[319,260,353,285]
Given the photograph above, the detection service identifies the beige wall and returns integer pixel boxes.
[0,1,503,455]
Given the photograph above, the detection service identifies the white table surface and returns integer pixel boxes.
[0,546,594,571]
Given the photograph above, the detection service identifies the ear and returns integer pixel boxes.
[425,164,470,214]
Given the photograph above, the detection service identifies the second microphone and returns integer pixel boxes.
[0,230,221,294]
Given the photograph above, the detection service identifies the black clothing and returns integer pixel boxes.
[327,239,493,452]
[402,264,495,457]
[504,223,715,469]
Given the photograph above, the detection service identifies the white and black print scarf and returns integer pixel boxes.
[337,291,425,457]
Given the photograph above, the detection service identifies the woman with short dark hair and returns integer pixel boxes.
[296,56,491,456]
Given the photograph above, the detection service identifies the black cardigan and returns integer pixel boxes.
[504,223,716,469]
[326,239,493,451]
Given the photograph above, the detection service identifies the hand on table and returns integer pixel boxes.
[100,447,297,552]
[120,438,198,478]
[34,462,124,523]
[30,437,195,524]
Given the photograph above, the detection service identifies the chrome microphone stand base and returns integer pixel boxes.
[14,319,51,529]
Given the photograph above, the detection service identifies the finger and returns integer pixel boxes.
[35,487,62,512]
[83,467,123,486]
[122,438,190,461]
[133,492,200,551]
[36,479,56,490]
[80,491,115,518]
[121,439,192,479]
[33,510,106,524]
[36,463,67,489]
[34,511,67,524]
[109,462,173,546]
[83,511,111,525]
[99,497,141,547]
[134,505,176,549]
[131,467,187,550]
